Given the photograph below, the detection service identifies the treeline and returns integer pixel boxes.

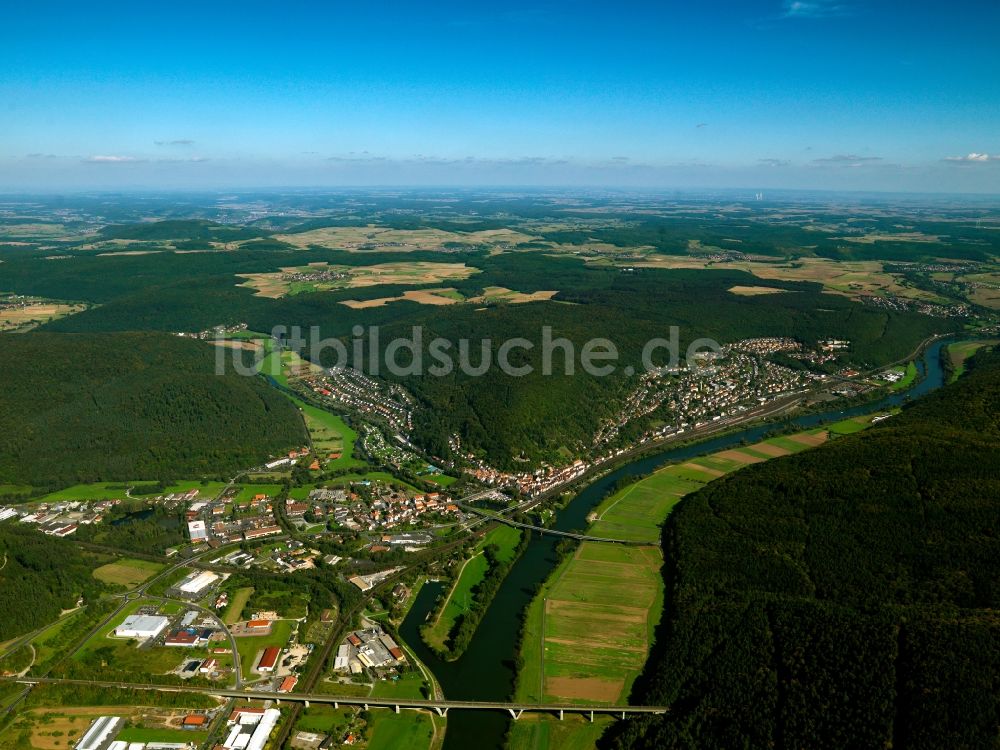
[0,524,109,641]
[0,332,308,486]
[605,348,1000,749]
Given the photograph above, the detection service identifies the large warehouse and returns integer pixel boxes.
[177,570,220,595]
[75,715,122,750]
[114,614,170,640]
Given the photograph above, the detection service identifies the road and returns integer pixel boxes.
[457,503,648,545]
[8,677,669,720]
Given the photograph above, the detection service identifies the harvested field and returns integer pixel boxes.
[521,543,662,705]
[785,431,829,447]
[0,302,86,331]
[93,558,164,587]
[747,442,791,457]
[237,261,477,297]
[716,448,766,463]
[96,249,164,256]
[340,287,462,309]
[679,461,724,478]
[468,286,558,304]
[212,339,264,351]
[545,676,622,703]
[728,285,788,295]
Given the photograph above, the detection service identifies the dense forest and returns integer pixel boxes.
[608,349,1000,749]
[0,333,307,486]
[0,206,972,467]
[0,524,109,641]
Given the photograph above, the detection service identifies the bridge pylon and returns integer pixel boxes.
[508,709,523,720]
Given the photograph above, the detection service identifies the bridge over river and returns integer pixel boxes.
[458,502,646,545]
[12,677,668,721]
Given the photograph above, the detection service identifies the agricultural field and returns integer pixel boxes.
[727,284,790,296]
[506,714,614,750]
[92,558,164,588]
[259,348,323,387]
[0,300,87,332]
[827,416,872,435]
[295,398,364,470]
[340,287,464,308]
[947,338,999,382]
[517,543,663,705]
[367,709,440,750]
[238,261,477,298]
[467,286,559,304]
[273,224,537,252]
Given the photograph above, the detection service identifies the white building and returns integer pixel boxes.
[75,716,122,750]
[178,570,219,594]
[187,519,208,542]
[114,615,170,640]
[223,708,280,750]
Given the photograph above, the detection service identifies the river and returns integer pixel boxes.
[399,340,950,749]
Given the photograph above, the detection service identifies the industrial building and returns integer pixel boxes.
[187,519,208,542]
[223,708,280,750]
[177,570,220,595]
[75,715,122,750]
[114,615,169,640]
[256,646,280,672]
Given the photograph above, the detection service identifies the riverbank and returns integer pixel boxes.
[400,339,952,750]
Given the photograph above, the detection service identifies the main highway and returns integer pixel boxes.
[8,677,668,721]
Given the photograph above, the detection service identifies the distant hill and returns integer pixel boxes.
[0,332,307,487]
[98,219,267,242]
[609,348,1000,749]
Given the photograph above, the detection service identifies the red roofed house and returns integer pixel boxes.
[278,675,298,693]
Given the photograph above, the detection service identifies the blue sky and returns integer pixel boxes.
[2,0,999,192]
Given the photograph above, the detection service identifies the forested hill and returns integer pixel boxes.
[0,333,307,487]
[609,348,1000,750]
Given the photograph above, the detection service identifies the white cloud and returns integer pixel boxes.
[84,155,145,163]
[944,153,997,163]
[782,0,850,18]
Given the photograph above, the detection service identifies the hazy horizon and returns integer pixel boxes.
[3,0,999,193]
